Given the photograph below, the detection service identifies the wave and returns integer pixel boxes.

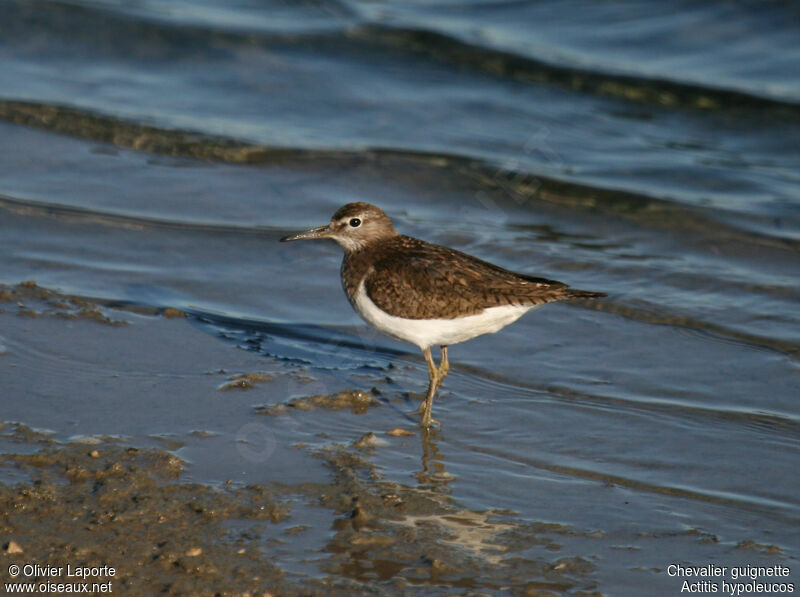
[3,181,799,361]
[0,192,271,235]
[2,99,798,255]
[353,24,800,116]
[6,0,800,116]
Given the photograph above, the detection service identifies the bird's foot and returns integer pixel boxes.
[416,396,440,427]
[419,414,441,429]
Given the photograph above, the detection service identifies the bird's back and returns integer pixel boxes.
[343,235,604,320]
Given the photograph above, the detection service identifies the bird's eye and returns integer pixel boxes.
[349,218,361,228]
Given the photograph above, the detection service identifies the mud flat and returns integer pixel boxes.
[0,283,605,596]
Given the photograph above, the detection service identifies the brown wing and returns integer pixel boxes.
[364,236,581,320]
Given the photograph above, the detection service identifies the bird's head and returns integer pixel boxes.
[280,202,398,251]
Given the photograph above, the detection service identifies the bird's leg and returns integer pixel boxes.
[418,347,437,415]
[438,345,450,383]
[418,346,446,428]
[424,346,438,383]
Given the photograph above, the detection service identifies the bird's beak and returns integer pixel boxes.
[280,224,332,242]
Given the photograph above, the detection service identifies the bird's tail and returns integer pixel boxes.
[565,288,606,300]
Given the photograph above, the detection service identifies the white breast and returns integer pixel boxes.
[351,280,534,349]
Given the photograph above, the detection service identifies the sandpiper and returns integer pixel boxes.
[281,202,604,428]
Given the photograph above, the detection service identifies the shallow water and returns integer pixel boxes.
[1,0,798,594]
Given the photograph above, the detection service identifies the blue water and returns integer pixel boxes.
[1,1,798,594]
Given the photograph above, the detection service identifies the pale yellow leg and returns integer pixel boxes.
[439,346,450,380]
[418,345,449,428]
[417,347,436,416]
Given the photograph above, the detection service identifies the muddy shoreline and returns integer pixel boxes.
[1,283,605,596]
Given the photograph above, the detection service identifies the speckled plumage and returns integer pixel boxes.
[281,202,605,427]
[342,234,601,320]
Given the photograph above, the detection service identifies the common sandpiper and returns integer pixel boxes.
[281,202,604,428]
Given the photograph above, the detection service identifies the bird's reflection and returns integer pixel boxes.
[415,426,455,487]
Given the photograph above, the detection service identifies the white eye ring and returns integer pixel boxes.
[349,218,361,228]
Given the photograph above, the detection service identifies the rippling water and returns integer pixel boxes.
[1,0,798,594]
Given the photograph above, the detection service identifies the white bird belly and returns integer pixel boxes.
[351,280,534,349]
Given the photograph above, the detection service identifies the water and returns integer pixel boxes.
[1,0,798,594]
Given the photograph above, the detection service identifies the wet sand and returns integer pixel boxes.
[1,283,611,596]
[2,282,794,595]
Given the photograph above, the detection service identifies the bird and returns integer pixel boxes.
[280,202,605,428]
